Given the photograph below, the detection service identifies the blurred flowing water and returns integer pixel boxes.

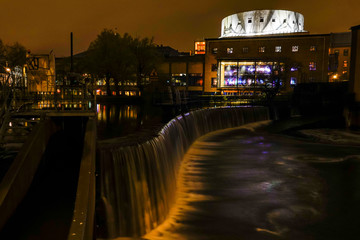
[97,107,269,238]
[143,126,360,240]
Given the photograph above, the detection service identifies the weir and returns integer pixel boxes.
[98,106,270,238]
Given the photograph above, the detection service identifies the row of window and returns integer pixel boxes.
[219,45,317,54]
[211,62,317,71]
[334,49,349,56]
[171,73,203,86]
[245,17,299,25]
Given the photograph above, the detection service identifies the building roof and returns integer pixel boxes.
[351,25,360,31]
[206,32,329,41]
[330,32,352,48]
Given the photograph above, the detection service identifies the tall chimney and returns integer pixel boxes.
[70,32,73,72]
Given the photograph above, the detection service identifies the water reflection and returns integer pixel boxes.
[96,103,166,140]
[96,104,140,140]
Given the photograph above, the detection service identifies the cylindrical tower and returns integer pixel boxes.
[220,10,306,38]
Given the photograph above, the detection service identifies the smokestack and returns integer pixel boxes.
[70,32,73,72]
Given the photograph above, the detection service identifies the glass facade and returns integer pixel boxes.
[218,61,284,88]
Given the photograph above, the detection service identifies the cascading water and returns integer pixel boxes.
[98,106,270,238]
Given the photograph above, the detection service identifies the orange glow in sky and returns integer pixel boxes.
[0,0,359,57]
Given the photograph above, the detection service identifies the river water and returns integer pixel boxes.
[143,123,360,240]
[96,103,176,140]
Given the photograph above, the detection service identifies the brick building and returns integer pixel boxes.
[159,10,352,96]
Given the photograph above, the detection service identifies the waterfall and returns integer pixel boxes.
[98,106,269,238]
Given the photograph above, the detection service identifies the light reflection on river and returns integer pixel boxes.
[96,103,167,140]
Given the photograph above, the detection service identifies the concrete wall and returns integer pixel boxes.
[0,120,58,231]
[67,118,96,240]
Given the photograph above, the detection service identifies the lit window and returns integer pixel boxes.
[343,61,348,68]
[242,47,248,53]
[292,46,299,52]
[212,48,218,54]
[291,67,298,72]
[259,46,265,53]
[227,48,233,54]
[248,18,252,23]
[194,41,205,55]
[211,64,218,71]
[334,50,339,54]
[260,17,264,23]
[275,46,281,52]
[310,46,316,52]
[211,78,218,87]
[309,61,316,71]
[290,77,297,86]
[344,49,349,56]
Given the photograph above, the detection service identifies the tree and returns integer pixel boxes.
[85,29,160,96]
[129,36,160,93]
[0,40,26,88]
[5,42,26,68]
[85,29,134,96]
[0,40,5,68]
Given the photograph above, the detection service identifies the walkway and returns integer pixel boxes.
[144,122,360,240]
[0,117,86,240]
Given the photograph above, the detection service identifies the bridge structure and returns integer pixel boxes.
[0,85,97,240]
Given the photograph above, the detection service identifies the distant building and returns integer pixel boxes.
[159,10,352,96]
[25,52,56,92]
[350,25,360,102]
[205,33,331,94]
[157,47,205,95]
[329,32,351,82]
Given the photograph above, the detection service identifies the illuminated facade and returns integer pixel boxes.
[26,52,56,92]
[218,61,284,88]
[205,34,330,94]
[194,41,206,55]
[221,10,306,38]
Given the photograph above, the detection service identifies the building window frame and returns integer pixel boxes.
[275,46,282,53]
[211,64,218,72]
[310,46,316,52]
[227,47,233,54]
[242,47,249,53]
[292,46,299,52]
[259,46,265,53]
[211,77,218,88]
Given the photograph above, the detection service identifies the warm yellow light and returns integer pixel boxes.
[5,67,11,72]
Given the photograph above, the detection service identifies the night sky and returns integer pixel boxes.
[1,0,359,57]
